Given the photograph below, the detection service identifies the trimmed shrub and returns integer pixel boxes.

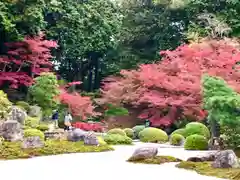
[24,129,45,141]
[171,128,186,137]
[36,124,49,131]
[103,134,132,145]
[124,128,134,138]
[139,127,168,143]
[170,134,185,146]
[16,101,30,112]
[132,125,145,138]
[184,122,210,139]
[0,90,12,119]
[184,134,208,150]
[107,128,126,136]
[24,116,40,128]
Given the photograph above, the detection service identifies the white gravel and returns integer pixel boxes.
[0,142,226,180]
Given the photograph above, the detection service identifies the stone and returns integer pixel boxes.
[22,136,44,149]
[208,137,225,150]
[44,130,66,140]
[29,105,42,117]
[67,128,86,142]
[0,120,23,142]
[129,147,158,161]
[212,150,240,168]
[84,132,99,146]
[187,153,215,162]
[7,106,27,124]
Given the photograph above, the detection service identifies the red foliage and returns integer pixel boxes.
[72,122,104,132]
[101,39,240,126]
[58,89,100,119]
[0,32,58,88]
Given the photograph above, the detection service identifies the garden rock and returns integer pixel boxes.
[129,147,158,161]
[22,136,44,149]
[7,106,27,124]
[187,153,215,162]
[0,120,23,142]
[67,128,87,142]
[212,150,240,168]
[29,105,41,117]
[84,132,99,146]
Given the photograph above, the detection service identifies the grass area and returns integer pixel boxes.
[176,161,240,180]
[127,155,182,164]
[0,140,113,160]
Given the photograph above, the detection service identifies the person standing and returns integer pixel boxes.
[64,111,73,131]
[52,110,59,129]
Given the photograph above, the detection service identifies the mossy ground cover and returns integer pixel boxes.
[0,140,113,160]
[176,161,240,180]
[128,156,182,164]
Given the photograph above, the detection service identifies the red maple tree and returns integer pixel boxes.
[101,39,240,126]
[58,82,101,120]
[0,32,58,88]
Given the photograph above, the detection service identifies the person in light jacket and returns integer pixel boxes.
[64,111,73,131]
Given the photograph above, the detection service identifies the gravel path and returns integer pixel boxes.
[0,142,226,180]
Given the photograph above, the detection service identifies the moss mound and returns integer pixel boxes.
[107,128,126,136]
[103,134,132,145]
[176,161,240,180]
[184,122,210,139]
[0,140,113,160]
[171,128,186,137]
[128,155,182,164]
[124,128,134,138]
[170,134,185,146]
[24,129,45,141]
[24,116,40,128]
[139,127,168,143]
[132,125,145,138]
[36,124,49,131]
[184,134,208,150]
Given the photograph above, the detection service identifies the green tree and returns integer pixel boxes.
[29,72,60,116]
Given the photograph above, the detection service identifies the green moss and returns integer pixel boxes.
[139,127,168,143]
[36,124,49,131]
[24,129,45,141]
[103,134,132,145]
[124,128,134,138]
[184,122,210,139]
[24,116,40,128]
[0,90,12,119]
[107,128,126,136]
[170,128,186,137]
[176,161,240,180]
[128,155,182,164]
[0,140,113,160]
[170,134,185,146]
[184,134,208,150]
[97,136,107,145]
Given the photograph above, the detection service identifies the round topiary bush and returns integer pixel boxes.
[16,101,30,112]
[184,134,208,150]
[170,128,186,137]
[132,125,145,139]
[184,122,210,139]
[0,90,12,119]
[107,128,126,136]
[139,127,168,143]
[170,134,185,146]
[103,134,132,145]
[24,129,45,141]
[24,116,40,128]
[124,128,134,138]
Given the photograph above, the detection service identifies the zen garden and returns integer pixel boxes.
[1,0,240,180]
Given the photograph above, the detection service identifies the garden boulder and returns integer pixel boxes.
[0,120,23,142]
[22,136,44,149]
[84,132,99,146]
[212,150,240,168]
[7,106,27,124]
[129,147,158,161]
[29,105,41,117]
[67,128,86,142]
[187,153,215,162]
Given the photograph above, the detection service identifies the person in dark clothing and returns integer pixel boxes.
[52,110,59,128]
